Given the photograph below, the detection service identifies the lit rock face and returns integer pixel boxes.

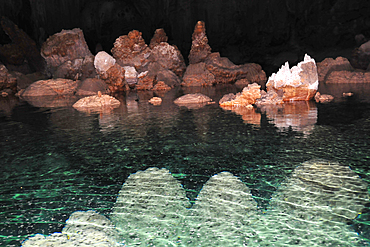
[183,21,267,86]
[111,30,151,70]
[41,28,94,79]
[174,93,213,109]
[266,54,318,101]
[21,210,122,247]
[219,83,261,107]
[94,51,116,75]
[314,92,334,103]
[73,93,121,112]
[21,78,79,96]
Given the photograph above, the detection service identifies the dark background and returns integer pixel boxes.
[0,0,369,72]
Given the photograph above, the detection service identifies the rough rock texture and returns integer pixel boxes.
[188,21,212,65]
[315,92,334,103]
[255,90,284,106]
[219,83,261,107]
[148,96,162,105]
[94,51,116,74]
[150,42,186,77]
[1,16,46,73]
[266,54,318,101]
[73,93,121,111]
[21,210,122,247]
[205,53,266,84]
[53,55,96,80]
[149,28,168,49]
[0,63,17,93]
[41,28,93,78]
[75,78,110,96]
[98,63,129,92]
[182,63,215,87]
[21,78,79,96]
[111,30,151,70]
[174,93,213,105]
[188,172,257,246]
[110,167,191,246]
[136,62,180,90]
[317,57,353,84]
[325,70,370,83]
[183,21,267,86]
[351,40,370,70]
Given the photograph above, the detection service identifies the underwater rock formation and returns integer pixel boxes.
[187,172,258,245]
[110,167,191,246]
[41,28,93,79]
[22,210,122,247]
[21,160,369,246]
[266,54,318,101]
[21,78,79,96]
[73,93,121,112]
[219,83,261,107]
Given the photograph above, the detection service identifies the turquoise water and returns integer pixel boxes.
[1,84,370,246]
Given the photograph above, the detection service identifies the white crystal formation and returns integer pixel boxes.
[94,51,116,74]
[267,54,318,90]
[123,66,138,84]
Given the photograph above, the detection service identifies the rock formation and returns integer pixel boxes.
[0,63,17,94]
[174,93,213,109]
[266,54,318,101]
[314,92,334,103]
[183,21,266,86]
[72,92,121,112]
[41,28,94,79]
[350,40,370,70]
[75,78,110,96]
[21,78,79,96]
[148,96,162,105]
[317,57,353,84]
[219,83,261,107]
[0,16,46,73]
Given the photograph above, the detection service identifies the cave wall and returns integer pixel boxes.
[0,0,369,65]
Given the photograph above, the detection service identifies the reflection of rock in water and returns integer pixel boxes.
[220,105,261,126]
[261,100,317,136]
[22,160,369,246]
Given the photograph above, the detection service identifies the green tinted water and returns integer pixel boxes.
[0,84,370,246]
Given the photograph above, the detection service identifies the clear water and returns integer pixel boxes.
[0,84,370,246]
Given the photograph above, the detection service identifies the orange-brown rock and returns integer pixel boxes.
[220,105,261,126]
[219,83,261,107]
[111,30,151,70]
[99,63,129,92]
[174,93,213,109]
[53,55,96,80]
[255,90,284,106]
[205,53,266,84]
[148,97,162,105]
[188,21,212,64]
[314,92,334,103]
[21,78,79,96]
[1,16,46,73]
[182,63,215,87]
[266,54,318,101]
[41,28,92,76]
[149,28,168,49]
[153,81,171,91]
[325,70,370,83]
[73,93,121,112]
[316,57,353,83]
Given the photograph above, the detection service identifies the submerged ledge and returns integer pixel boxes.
[22,159,369,246]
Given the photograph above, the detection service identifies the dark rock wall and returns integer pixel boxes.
[0,0,369,66]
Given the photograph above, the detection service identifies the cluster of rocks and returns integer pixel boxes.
[1,16,370,112]
[22,159,369,246]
